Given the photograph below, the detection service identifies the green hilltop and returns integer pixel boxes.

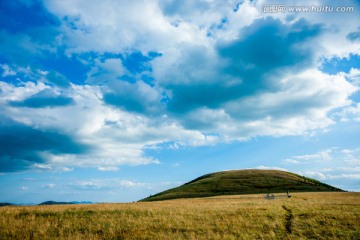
[141,169,343,201]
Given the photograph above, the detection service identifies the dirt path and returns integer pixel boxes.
[282,205,293,234]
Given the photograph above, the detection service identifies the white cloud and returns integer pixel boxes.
[0,81,48,103]
[74,181,102,190]
[1,82,214,169]
[71,178,179,192]
[97,166,119,172]
[0,64,16,77]
[32,163,73,172]
[341,149,354,154]
[60,167,74,172]
[43,184,56,189]
[254,165,287,171]
[301,171,360,181]
[322,166,360,173]
[283,146,360,191]
[43,0,206,54]
[336,103,360,122]
[41,0,358,142]
[231,69,356,135]
[301,171,327,180]
[284,159,301,164]
[32,164,52,170]
[285,149,333,164]
[290,148,360,183]
[118,180,144,188]
[329,174,360,180]
[86,58,126,84]
[347,68,360,87]
[285,148,360,165]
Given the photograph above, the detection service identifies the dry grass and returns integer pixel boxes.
[0,192,359,239]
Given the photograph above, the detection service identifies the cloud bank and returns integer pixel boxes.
[0,0,359,172]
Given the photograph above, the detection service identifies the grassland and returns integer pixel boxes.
[142,170,342,201]
[0,192,359,239]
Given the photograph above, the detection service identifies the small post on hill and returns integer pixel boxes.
[287,190,291,198]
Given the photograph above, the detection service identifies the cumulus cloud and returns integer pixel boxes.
[335,102,360,122]
[0,81,211,171]
[284,147,360,190]
[103,80,163,115]
[9,88,74,108]
[0,118,88,172]
[97,166,119,172]
[298,157,360,191]
[301,171,360,181]
[42,0,201,54]
[0,64,16,77]
[285,149,333,164]
[1,0,360,172]
[86,58,126,85]
[151,16,356,139]
[346,68,360,86]
[71,178,178,191]
[286,148,360,165]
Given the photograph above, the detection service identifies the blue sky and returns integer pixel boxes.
[1,0,360,204]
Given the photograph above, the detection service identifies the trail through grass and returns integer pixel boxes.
[282,205,293,234]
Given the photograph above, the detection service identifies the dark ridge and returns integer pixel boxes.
[38,201,93,205]
[0,203,14,207]
[39,201,74,205]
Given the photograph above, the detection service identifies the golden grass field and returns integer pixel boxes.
[0,192,359,239]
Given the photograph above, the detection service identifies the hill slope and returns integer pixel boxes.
[142,169,343,201]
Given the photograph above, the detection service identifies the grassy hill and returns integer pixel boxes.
[142,169,343,201]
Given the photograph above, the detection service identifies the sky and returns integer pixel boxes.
[0,0,360,204]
